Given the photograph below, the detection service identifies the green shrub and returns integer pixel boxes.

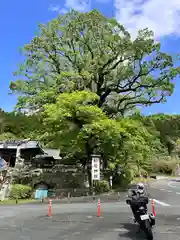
[152,159,177,174]
[111,166,133,189]
[10,184,32,199]
[94,180,110,193]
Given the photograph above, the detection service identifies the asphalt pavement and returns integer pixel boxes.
[150,178,180,207]
[1,179,180,239]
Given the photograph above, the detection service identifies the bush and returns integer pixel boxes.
[112,165,147,189]
[94,180,110,193]
[10,184,32,199]
[152,158,177,175]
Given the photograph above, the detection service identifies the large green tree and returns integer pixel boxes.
[146,114,180,155]
[8,9,180,184]
[42,90,157,186]
[10,10,180,116]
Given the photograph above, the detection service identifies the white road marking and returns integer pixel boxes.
[168,181,180,189]
[160,188,172,192]
[150,198,170,206]
[114,228,129,232]
[176,192,180,195]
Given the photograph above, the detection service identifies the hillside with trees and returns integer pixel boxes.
[1,9,180,186]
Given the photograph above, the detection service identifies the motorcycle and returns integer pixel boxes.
[126,196,155,240]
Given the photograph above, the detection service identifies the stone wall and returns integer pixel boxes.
[35,168,87,189]
[11,164,88,190]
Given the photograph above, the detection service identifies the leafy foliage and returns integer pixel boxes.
[152,157,177,175]
[9,184,32,199]
[94,180,110,193]
[10,10,180,116]
[42,90,160,187]
[42,91,123,166]
[0,110,44,141]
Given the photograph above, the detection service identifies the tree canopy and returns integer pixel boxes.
[10,9,180,117]
[42,90,160,184]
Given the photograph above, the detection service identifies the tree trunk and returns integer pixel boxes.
[87,167,93,194]
[86,150,95,195]
[85,135,97,195]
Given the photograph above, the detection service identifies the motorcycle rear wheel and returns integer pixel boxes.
[144,219,153,240]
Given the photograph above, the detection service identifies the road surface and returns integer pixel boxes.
[1,179,180,239]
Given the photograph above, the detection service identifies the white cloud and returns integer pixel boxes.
[49,5,61,12]
[114,0,180,39]
[49,0,180,38]
[65,0,91,11]
[49,0,91,14]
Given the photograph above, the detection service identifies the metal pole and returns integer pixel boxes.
[109,176,113,189]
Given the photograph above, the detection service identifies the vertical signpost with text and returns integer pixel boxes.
[91,155,101,187]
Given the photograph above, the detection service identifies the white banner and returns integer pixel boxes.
[91,156,100,180]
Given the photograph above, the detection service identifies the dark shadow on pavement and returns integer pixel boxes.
[119,223,146,239]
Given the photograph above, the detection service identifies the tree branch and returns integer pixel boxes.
[98,88,112,107]
[118,94,165,115]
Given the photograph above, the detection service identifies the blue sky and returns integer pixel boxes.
[1,0,180,114]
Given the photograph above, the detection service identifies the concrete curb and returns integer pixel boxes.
[7,191,116,206]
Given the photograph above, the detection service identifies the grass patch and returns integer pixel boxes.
[0,199,39,205]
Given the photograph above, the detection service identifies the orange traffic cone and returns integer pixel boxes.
[152,199,156,217]
[48,199,52,217]
[97,199,101,217]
